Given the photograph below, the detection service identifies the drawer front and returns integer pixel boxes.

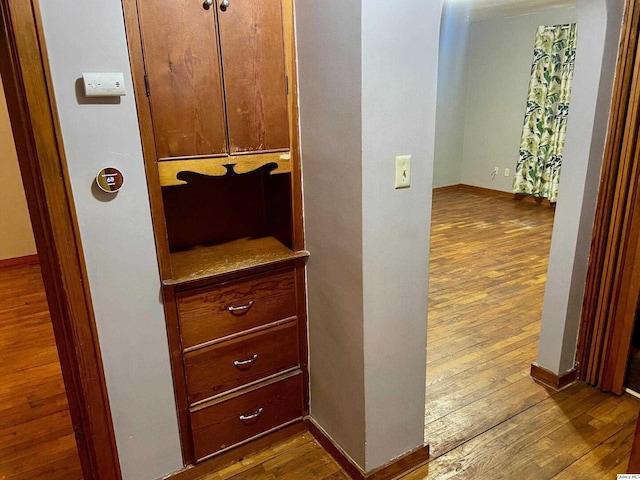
[185,321,299,404]
[178,269,296,349]
[191,373,303,460]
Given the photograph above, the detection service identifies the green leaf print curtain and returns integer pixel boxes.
[512,23,577,203]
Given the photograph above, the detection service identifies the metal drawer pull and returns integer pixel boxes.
[227,300,254,316]
[234,354,258,368]
[239,407,263,423]
[202,0,213,10]
[220,0,229,11]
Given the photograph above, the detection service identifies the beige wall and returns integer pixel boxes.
[0,76,36,261]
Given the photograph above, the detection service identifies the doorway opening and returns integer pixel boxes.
[0,71,83,478]
[426,0,575,458]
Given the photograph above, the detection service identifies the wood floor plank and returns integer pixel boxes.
[176,190,638,480]
[0,263,82,479]
[411,384,615,479]
[551,421,635,479]
[6,189,626,480]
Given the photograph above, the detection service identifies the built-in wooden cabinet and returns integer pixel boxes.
[123,0,307,466]
[169,266,306,462]
[138,0,290,160]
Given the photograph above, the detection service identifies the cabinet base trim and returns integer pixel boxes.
[308,419,430,480]
[530,363,577,391]
[165,420,307,480]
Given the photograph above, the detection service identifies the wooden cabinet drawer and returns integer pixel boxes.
[184,321,299,404]
[177,269,296,349]
[191,373,303,461]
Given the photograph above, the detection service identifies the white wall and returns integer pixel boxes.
[538,0,624,374]
[37,2,182,479]
[434,4,469,188]
[461,7,578,192]
[361,1,438,471]
[0,76,36,261]
[435,6,578,191]
[296,0,366,467]
[298,0,439,472]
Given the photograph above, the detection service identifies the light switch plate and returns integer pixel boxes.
[395,155,411,189]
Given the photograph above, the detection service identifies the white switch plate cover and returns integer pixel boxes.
[395,155,411,189]
[82,72,126,97]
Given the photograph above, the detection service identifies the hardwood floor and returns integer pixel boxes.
[2,189,637,479]
[417,187,639,478]
[180,188,639,480]
[425,186,559,457]
[0,262,82,479]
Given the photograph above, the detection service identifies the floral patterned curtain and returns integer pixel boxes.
[512,23,577,203]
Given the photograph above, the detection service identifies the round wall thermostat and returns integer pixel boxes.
[96,167,124,193]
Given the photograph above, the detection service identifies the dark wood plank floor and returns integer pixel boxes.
[3,189,638,480]
[425,187,560,457]
[185,188,639,480]
[415,187,639,478]
[0,262,82,480]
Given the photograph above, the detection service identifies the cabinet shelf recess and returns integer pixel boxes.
[165,236,308,285]
[159,152,292,187]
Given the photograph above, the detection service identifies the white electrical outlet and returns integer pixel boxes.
[395,155,411,189]
[504,168,510,177]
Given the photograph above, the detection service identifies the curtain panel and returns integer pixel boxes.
[513,23,577,203]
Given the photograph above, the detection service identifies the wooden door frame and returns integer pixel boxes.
[0,1,122,478]
[577,0,640,394]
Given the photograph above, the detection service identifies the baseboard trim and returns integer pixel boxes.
[432,184,465,193]
[433,184,555,207]
[0,254,38,269]
[308,420,430,480]
[165,420,308,480]
[530,363,577,390]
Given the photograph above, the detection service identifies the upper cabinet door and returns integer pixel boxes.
[218,0,290,154]
[138,0,228,160]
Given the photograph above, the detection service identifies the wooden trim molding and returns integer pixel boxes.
[577,0,640,394]
[530,363,578,391]
[433,184,555,207]
[308,420,430,480]
[0,254,38,268]
[0,1,121,478]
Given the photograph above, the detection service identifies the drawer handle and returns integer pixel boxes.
[233,354,258,369]
[239,407,263,423]
[227,300,254,316]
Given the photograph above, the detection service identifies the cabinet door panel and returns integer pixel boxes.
[138,0,228,159]
[218,0,290,154]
